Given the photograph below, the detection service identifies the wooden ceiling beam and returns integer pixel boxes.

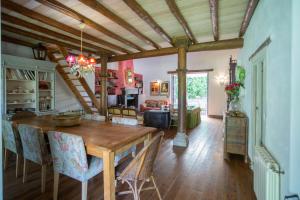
[36,0,145,51]
[79,0,161,49]
[2,13,115,55]
[208,0,219,41]
[165,0,197,44]
[239,0,259,37]
[2,0,131,54]
[123,0,173,46]
[2,24,96,54]
[1,35,36,48]
[107,38,243,62]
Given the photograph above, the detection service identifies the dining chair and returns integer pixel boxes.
[47,131,136,200]
[47,131,103,200]
[17,124,52,193]
[112,116,138,126]
[2,120,23,177]
[122,108,138,119]
[11,111,36,121]
[117,131,164,200]
[108,106,122,120]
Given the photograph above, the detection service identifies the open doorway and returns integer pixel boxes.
[171,72,208,115]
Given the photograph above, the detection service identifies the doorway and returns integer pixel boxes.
[171,72,208,115]
[252,49,267,147]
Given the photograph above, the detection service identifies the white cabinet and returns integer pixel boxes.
[2,54,57,117]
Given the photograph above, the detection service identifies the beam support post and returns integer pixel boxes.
[100,54,108,117]
[173,38,190,147]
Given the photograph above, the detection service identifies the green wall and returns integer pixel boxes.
[290,0,300,195]
[239,0,294,197]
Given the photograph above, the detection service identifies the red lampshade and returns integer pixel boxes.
[66,54,75,64]
[78,54,87,65]
[89,57,96,65]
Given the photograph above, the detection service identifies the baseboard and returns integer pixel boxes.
[208,115,223,119]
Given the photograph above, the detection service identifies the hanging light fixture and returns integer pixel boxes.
[66,23,96,77]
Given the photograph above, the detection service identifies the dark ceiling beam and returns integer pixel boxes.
[2,13,115,55]
[239,0,259,37]
[1,35,36,48]
[208,0,219,41]
[36,0,145,51]
[123,0,173,46]
[2,24,96,54]
[79,0,161,49]
[107,38,243,62]
[165,0,197,44]
[2,0,131,54]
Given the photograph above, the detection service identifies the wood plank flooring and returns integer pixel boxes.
[3,117,256,200]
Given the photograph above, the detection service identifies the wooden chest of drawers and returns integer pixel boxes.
[223,113,248,163]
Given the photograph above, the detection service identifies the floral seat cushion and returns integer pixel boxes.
[2,120,22,154]
[48,131,136,182]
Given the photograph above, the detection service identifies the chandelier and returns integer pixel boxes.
[66,23,96,77]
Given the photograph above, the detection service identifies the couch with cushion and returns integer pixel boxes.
[140,100,169,112]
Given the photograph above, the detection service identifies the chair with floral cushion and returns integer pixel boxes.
[47,131,102,200]
[47,131,136,200]
[2,120,23,177]
[17,124,51,193]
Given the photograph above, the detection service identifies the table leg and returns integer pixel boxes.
[103,150,116,200]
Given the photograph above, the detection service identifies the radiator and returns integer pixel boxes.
[254,146,280,200]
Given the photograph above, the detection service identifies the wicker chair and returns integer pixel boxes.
[117,131,164,200]
[11,111,36,120]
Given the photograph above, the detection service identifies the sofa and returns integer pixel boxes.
[140,100,169,112]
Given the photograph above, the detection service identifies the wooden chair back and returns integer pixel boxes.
[119,131,164,181]
[122,108,137,119]
[11,111,36,121]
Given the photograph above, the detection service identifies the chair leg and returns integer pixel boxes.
[82,181,88,200]
[151,176,162,200]
[53,172,59,200]
[16,154,21,178]
[41,165,47,193]
[23,159,28,183]
[4,149,9,170]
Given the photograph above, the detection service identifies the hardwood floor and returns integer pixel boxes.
[3,117,256,200]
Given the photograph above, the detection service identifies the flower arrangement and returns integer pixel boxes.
[225,82,241,99]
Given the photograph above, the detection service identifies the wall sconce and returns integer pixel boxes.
[215,74,228,86]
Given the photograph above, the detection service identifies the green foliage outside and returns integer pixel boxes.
[173,75,208,99]
[186,76,207,98]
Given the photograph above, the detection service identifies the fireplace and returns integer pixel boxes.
[117,88,139,109]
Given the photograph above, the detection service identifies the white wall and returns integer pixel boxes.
[289,0,300,195]
[1,42,82,112]
[130,49,240,116]
[238,0,298,197]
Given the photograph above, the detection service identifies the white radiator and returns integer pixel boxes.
[254,146,280,200]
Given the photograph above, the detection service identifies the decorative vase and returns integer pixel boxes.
[229,97,241,111]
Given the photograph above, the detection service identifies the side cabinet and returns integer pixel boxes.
[223,113,248,163]
[2,54,57,118]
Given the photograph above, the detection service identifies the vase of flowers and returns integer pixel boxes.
[225,82,242,111]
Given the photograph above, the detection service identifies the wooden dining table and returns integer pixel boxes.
[13,115,157,200]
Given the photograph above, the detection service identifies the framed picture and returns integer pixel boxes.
[150,81,160,96]
[160,81,169,96]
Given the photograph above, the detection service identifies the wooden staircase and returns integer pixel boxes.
[47,47,101,114]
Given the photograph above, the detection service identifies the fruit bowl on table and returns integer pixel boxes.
[53,115,81,127]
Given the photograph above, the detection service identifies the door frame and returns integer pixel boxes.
[251,47,267,148]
